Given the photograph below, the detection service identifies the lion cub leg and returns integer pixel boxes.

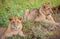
[47,15,56,23]
[4,27,14,37]
[5,31,14,37]
[18,30,24,36]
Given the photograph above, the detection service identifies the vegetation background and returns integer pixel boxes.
[0,0,60,26]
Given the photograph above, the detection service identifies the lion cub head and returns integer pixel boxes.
[9,16,22,30]
[41,2,53,16]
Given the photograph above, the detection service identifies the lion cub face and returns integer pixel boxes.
[9,16,22,30]
[43,3,51,10]
[41,2,53,15]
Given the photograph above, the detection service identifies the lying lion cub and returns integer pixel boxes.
[1,16,24,39]
[38,2,56,24]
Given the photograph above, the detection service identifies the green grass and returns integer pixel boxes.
[0,0,60,26]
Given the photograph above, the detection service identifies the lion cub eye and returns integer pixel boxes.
[48,8,50,10]
[12,21,15,24]
[17,21,20,23]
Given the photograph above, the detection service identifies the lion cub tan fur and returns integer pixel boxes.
[1,16,24,39]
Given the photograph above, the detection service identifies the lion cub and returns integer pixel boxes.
[38,2,56,23]
[23,8,39,21]
[2,16,24,39]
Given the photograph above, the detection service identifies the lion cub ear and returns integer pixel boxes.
[9,17,13,21]
[47,2,50,5]
[18,17,22,21]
